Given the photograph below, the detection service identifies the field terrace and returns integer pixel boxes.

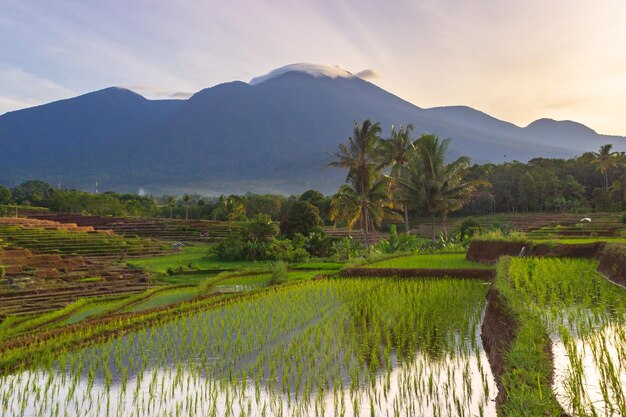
[25,211,239,244]
[0,217,169,315]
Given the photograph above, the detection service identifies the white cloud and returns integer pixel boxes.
[249,63,353,85]
[355,69,379,80]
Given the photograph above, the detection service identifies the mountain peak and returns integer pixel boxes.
[526,118,596,136]
[249,63,354,85]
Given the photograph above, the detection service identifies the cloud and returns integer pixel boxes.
[168,92,193,99]
[355,69,379,80]
[119,85,192,100]
[250,63,353,85]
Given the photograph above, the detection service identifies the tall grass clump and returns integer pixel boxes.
[267,261,288,286]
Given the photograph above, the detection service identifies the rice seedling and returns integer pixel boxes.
[500,257,626,416]
[364,253,490,269]
[0,277,497,417]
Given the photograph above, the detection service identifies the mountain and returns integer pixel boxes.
[1,64,624,195]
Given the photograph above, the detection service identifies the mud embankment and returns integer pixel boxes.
[597,243,626,287]
[480,287,518,409]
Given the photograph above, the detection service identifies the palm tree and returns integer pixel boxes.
[182,194,191,220]
[398,134,486,241]
[215,195,246,229]
[592,144,620,190]
[329,120,382,248]
[330,173,397,237]
[378,124,415,232]
[438,162,490,239]
[166,196,176,219]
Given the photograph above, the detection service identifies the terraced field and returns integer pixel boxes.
[25,211,242,243]
[0,219,167,258]
[411,212,623,239]
[0,218,167,315]
[526,212,624,239]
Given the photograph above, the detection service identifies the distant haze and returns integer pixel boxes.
[1,1,626,135]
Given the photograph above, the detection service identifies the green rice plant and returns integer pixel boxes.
[365,253,491,269]
[0,277,497,417]
[498,256,626,416]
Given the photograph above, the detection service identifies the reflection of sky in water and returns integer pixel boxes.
[552,323,626,417]
[0,280,498,417]
[0,345,497,417]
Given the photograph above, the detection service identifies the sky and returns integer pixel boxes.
[1,0,626,135]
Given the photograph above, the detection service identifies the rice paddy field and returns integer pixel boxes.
[0,277,498,417]
[499,257,626,416]
[3,212,626,417]
[127,245,271,274]
[365,253,491,269]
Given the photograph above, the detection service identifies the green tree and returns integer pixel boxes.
[438,162,489,239]
[300,190,330,223]
[166,195,176,219]
[593,144,619,190]
[241,214,278,242]
[399,134,485,241]
[214,195,246,228]
[0,186,12,205]
[330,178,395,237]
[12,180,53,204]
[378,124,415,232]
[329,119,383,248]
[280,200,323,238]
[182,194,191,220]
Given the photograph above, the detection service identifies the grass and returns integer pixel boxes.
[216,270,327,286]
[152,272,216,286]
[290,261,344,270]
[76,276,102,283]
[127,244,270,273]
[365,252,491,269]
[64,297,130,324]
[531,237,626,244]
[124,287,198,312]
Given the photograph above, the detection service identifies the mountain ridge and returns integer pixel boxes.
[1,65,624,195]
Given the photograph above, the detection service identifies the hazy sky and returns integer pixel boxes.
[2,0,626,135]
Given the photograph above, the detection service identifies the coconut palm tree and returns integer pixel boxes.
[398,134,486,241]
[592,144,620,190]
[330,173,398,241]
[182,194,191,220]
[438,163,490,239]
[166,196,176,219]
[329,120,382,248]
[378,124,416,232]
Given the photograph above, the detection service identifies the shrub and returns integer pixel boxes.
[209,233,244,261]
[333,237,361,261]
[374,225,420,254]
[267,262,288,286]
[305,229,336,258]
[459,218,480,239]
[0,265,5,280]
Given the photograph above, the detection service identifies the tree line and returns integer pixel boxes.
[1,123,624,242]
[328,120,625,244]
